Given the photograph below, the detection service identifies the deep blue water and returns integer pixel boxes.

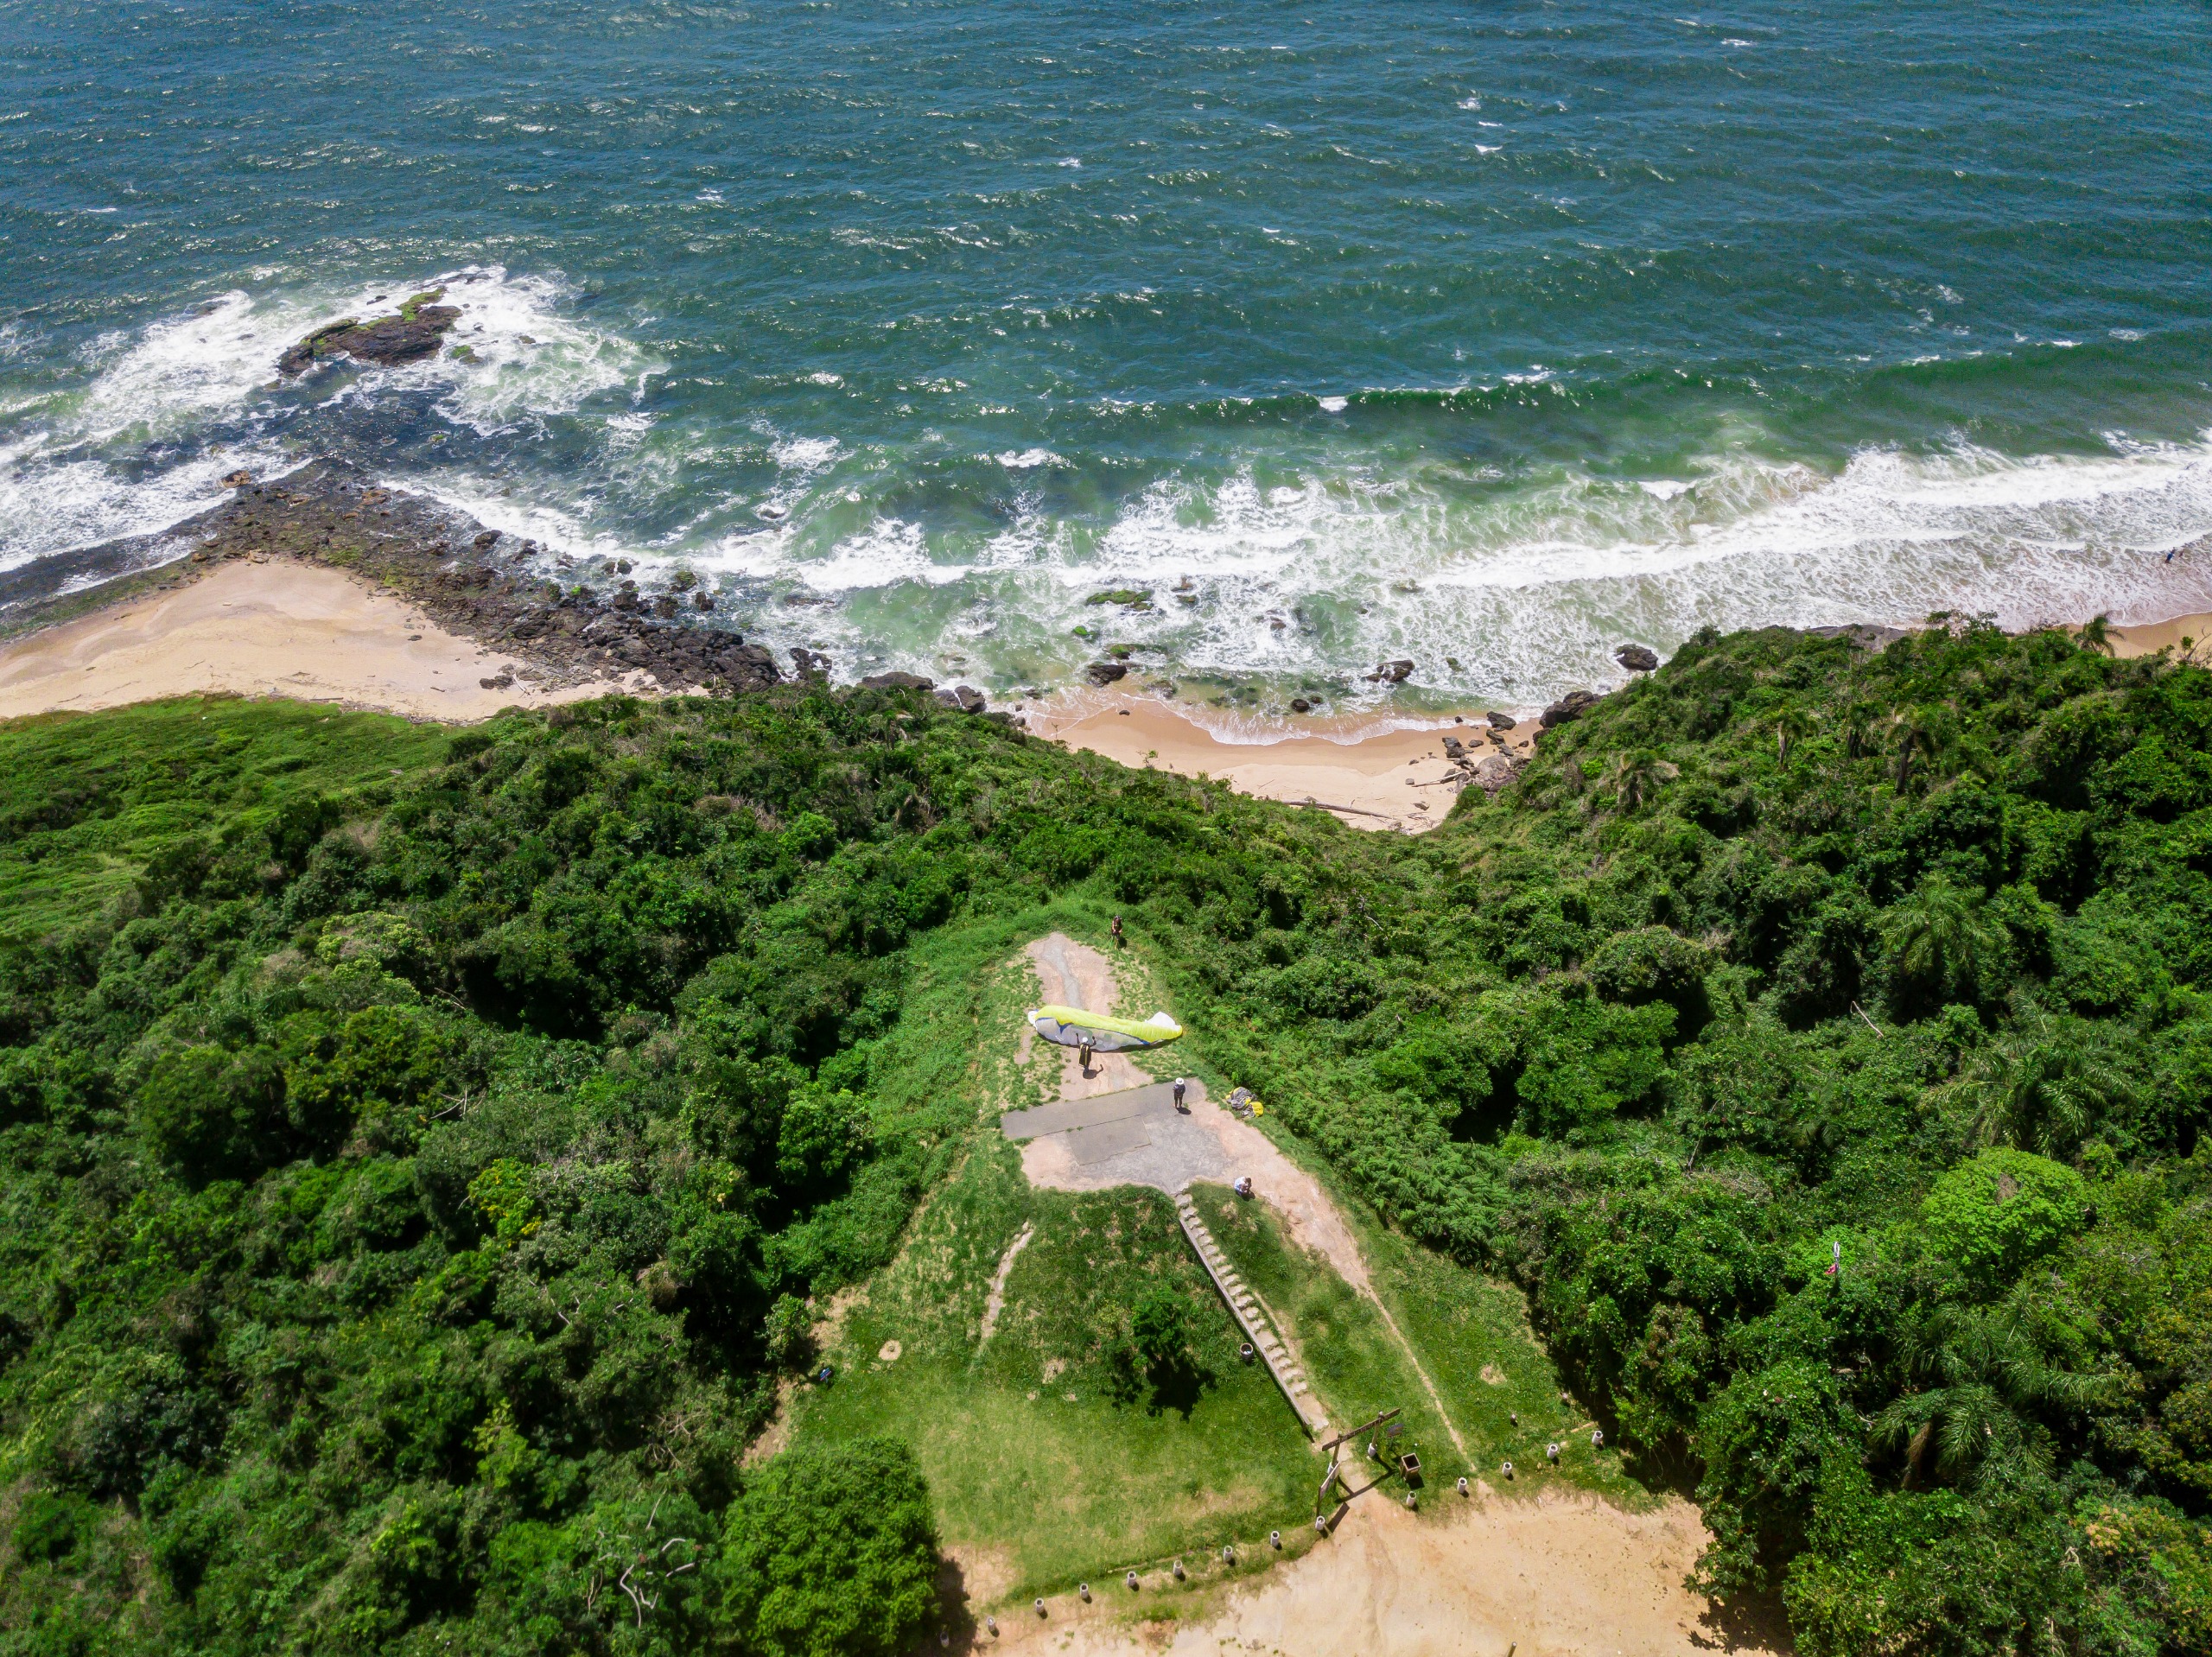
[5,0,2212,709]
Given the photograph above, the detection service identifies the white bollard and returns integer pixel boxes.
[1404,1492,1418,1510]
[985,1616,998,1637]
[1547,1441,1560,1463]
[1223,1544,1236,1563]
[1270,1530,1281,1549]
[1591,1428,1604,1449]
[1457,1476,1470,1496]
[1077,1583,1090,1603]
[1127,1571,1139,1591]
[1501,1460,1514,1479]
[1034,1599,1046,1617]
[1173,1559,1185,1580]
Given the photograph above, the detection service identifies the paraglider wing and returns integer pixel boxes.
[1027,1006,1184,1051]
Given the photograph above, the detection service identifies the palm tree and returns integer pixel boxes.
[1891,712,1940,790]
[1611,748,1680,813]
[1874,1305,2107,1489]
[2077,613,2116,657]
[1776,707,1815,765]
[1882,873,2004,1009]
[1954,1019,2129,1159]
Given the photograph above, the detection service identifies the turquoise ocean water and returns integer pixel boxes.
[4,0,2212,712]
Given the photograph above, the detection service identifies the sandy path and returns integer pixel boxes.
[982,1486,1780,1657]
[1025,694,1537,834]
[0,558,626,722]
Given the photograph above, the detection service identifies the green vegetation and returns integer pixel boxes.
[792,1136,1314,1597]
[3,612,2212,1653]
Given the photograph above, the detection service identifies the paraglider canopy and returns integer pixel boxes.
[1027,1005,1184,1051]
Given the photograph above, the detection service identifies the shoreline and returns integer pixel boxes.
[1020,689,1540,832]
[0,477,2205,832]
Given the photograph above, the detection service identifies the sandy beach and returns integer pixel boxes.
[1023,692,1538,832]
[3,551,2205,839]
[0,557,630,723]
[0,552,1533,830]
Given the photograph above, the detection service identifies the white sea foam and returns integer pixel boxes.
[0,268,654,574]
[767,435,2212,705]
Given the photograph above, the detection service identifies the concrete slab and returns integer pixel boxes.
[1001,1082,1179,1141]
[1069,1117,1154,1165]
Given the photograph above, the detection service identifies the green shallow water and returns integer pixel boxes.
[4,0,2212,709]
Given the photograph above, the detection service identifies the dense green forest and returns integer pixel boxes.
[2,617,2209,1655]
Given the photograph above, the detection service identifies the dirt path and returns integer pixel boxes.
[978,1486,1783,1657]
[977,1222,1033,1345]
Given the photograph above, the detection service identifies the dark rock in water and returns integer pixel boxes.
[1615,644,1660,673]
[1085,661,1129,686]
[1486,709,1517,731]
[789,646,832,679]
[861,671,936,692]
[934,684,986,714]
[1363,658,1414,684]
[278,289,461,376]
[473,530,499,551]
[693,591,715,611]
[1289,697,1313,713]
[1540,689,1602,728]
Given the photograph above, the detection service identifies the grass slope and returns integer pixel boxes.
[793,927,1323,1603]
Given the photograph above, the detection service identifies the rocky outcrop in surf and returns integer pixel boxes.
[10,460,786,696]
[277,289,461,376]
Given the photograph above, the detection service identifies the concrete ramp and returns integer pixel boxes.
[1000,1082,1179,1141]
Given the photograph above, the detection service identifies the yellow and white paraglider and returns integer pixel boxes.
[1026,1005,1184,1053]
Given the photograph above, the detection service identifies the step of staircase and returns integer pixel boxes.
[1174,1205,1326,1434]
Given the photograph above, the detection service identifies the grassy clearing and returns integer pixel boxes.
[790,917,1319,1603]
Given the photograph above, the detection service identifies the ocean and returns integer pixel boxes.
[4,0,2211,714]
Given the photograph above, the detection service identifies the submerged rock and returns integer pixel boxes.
[278,289,461,376]
[1085,661,1129,686]
[1364,658,1414,684]
[860,671,935,692]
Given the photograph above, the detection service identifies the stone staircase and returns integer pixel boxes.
[1175,1190,1328,1435]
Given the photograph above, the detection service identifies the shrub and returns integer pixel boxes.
[710,1438,938,1657]
[1921,1147,2087,1288]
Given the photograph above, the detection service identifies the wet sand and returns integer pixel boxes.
[2109,610,2212,659]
